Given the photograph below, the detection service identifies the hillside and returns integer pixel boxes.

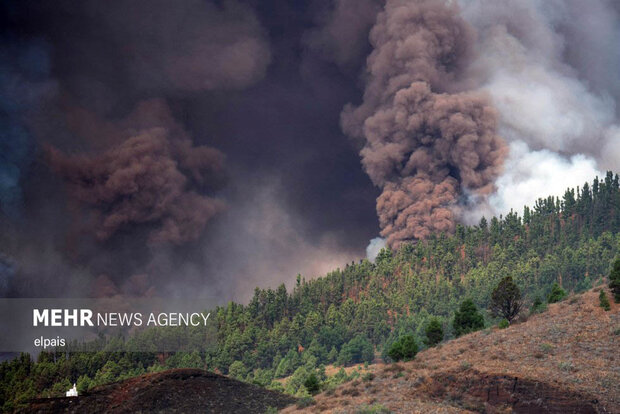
[1,173,618,411]
[284,287,620,413]
[20,369,296,413]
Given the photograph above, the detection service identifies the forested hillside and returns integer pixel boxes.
[1,172,619,410]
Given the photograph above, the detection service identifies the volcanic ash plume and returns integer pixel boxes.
[48,100,225,245]
[342,0,506,248]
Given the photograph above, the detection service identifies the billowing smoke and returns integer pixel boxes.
[457,0,619,217]
[3,0,618,300]
[0,0,275,297]
[0,0,380,299]
[366,237,386,262]
[342,0,507,247]
[488,142,601,215]
[47,100,226,245]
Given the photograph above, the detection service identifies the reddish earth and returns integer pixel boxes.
[21,369,296,413]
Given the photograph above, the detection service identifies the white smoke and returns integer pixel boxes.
[366,237,386,261]
[457,0,618,219]
[489,141,602,215]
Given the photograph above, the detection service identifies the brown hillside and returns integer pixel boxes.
[21,369,296,413]
[285,287,620,414]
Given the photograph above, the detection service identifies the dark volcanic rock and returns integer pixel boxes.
[21,369,296,413]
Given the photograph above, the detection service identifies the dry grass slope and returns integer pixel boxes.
[285,287,620,414]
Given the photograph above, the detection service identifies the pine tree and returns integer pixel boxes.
[423,318,443,347]
[490,276,522,323]
[547,283,567,303]
[453,299,485,337]
[387,335,418,362]
[303,373,320,395]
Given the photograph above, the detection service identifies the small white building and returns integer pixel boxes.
[66,383,78,397]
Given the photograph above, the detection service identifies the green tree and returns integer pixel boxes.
[303,373,320,395]
[547,283,567,303]
[610,258,620,302]
[337,335,374,366]
[228,361,248,380]
[76,375,92,393]
[250,368,273,387]
[490,276,523,323]
[530,296,546,314]
[453,299,485,337]
[423,318,443,347]
[387,335,418,362]
[327,346,338,363]
[599,290,611,311]
[179,351,202,369]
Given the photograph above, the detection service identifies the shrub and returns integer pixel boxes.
[362,372,375,382]
[530,296,547,314]
[387,335,418,362]
[354,404,392,414]
[490,276,523,322]
[424,318,444,347]
[558,361,576,372]
[547,283,567,303]
[453,299,485,337]
[599,290,611,311]
[610,258,620,303]
[540,343,553,354]
[498,319,509,329]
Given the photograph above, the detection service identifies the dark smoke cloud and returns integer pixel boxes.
[304,0,381,70]
[0,0,381,299]
[0,42,56,218]
[38,0,272,97]
[2,0,616,300]
[92,0,271,93]
[342,0,507,247]
[47,100,226,245]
